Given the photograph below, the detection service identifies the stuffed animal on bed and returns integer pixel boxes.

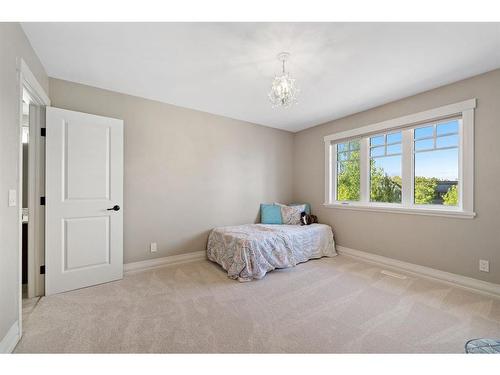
[300,211,318,225]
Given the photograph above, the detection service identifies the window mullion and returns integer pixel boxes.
[359,138,369,203]
[326,141,334,204]
[401,129,413,208]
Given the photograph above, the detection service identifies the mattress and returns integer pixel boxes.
[207,223,336,281]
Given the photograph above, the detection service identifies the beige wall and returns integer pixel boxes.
[0,23,49,343]
[293,68,500,284]
[49,78,294,264]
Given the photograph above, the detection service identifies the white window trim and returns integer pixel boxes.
[324,99,476,219]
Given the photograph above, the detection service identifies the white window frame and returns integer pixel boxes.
[324,99,476,219]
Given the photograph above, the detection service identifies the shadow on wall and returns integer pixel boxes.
[176,230,213,256]
[254,210,260,224]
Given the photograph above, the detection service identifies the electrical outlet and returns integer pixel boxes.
[150,242,158,253]
[479,259,490,273]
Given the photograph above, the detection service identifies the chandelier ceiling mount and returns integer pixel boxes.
[268,52,299,108]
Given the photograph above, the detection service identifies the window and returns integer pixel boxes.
[414,120,459,206]
[324,99,475,218]
[370,131,402,203]
[336,140,360,201]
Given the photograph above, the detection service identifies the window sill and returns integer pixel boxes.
[323,202,476,219]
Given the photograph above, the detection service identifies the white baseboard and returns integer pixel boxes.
[124,251,206,273]
[337,246,500,299]
[0,320,20,353]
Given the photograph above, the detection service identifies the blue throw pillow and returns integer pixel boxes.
[290,203,311,215]
[260,204,282,224]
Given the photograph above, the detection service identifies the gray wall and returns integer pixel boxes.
[49,78,294,264]
[0,23,49,344]
[293,68,500,284]
[22,144,28,208]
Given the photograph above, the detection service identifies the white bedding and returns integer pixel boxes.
[207,223,336,281]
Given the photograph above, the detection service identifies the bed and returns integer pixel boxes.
[207,223,336,281]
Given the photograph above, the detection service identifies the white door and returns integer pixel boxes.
[45,107,123,295]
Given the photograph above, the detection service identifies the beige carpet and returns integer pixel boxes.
[22,295,40,323]
[15,255,500,353]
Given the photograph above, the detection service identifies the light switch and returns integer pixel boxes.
[8,189,16,207]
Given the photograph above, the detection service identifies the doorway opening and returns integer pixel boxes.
[17,59,50,340]
[20,89,42,322]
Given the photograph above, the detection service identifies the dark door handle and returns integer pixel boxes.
[107,205,120,211]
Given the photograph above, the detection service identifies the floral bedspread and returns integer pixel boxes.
[207,224,336,281]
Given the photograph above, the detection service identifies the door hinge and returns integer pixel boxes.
[40,265,45,274]
[40,128,46,137]
[40,196,45,205]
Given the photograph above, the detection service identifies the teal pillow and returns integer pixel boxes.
[290,203,311,215]
[260,204,282,224]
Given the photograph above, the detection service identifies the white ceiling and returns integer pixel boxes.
[22,23,500,132]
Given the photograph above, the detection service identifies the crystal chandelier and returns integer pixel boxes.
[268,52,299,108]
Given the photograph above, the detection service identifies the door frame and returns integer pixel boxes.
[17,58,50,337]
